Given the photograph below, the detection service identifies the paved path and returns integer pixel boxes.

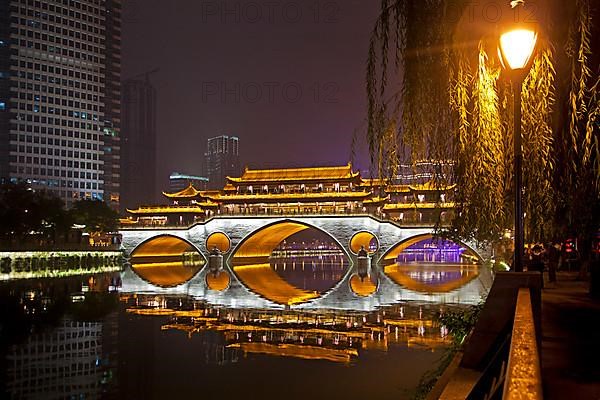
[541,272,600,399]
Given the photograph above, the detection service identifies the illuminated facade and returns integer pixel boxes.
[124,163,455,226]
[0,0,122,206]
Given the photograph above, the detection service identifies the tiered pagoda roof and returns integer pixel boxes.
[127,205,209,215]
[207,191,373,204]
[162,183,204,199]
[227,163,361,185]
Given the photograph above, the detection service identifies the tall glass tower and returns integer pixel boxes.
[0,0,122,208]
[205,135,240,190]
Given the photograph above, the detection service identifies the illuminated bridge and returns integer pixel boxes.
[119,215,492,310]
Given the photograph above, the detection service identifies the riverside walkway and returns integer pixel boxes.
[542,272,600,399]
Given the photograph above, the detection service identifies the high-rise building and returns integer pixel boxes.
[0,0,122,207]
[101,0,122,209]
[169,172,208,193]
[205,135,239,189]
[120,76,157,210]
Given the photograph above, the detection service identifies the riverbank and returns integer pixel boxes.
[0,250,123,281]
[541,271,600,399]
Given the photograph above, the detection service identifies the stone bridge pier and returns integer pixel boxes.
[119,216,491,310]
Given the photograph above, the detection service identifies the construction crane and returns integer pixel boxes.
[127,67,159,83]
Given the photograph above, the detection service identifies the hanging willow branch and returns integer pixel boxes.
[366,0,597,244]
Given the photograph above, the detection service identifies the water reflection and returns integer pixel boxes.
[270,255,348,293]
[123,294,453,365]
[385,264,480,293]
[0,275,120,399]
[1,267,484,399]
[229,231,351,305]
[129,235,204,287]
[5,318,116,399]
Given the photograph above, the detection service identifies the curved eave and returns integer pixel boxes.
[226,177,362,185]
[209,191,373,204]
[127,207,206,215]
[162,183,203,199]
[162,192,200,199]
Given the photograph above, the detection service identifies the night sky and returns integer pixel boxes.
[121,0,381,189]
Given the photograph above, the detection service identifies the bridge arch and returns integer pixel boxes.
[379,233,482,293]
[348,230,379,254]
[129,234,205,287]
[379,233,483,265]
[228,219,352,305]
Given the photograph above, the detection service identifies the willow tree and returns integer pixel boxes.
[367,0,600,260]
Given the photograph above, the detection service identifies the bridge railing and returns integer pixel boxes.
[435,287,542,400]
[121,211,449,230]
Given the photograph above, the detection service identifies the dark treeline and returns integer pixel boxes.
[0,183,119,247]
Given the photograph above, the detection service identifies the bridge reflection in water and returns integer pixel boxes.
[123,228,490,311]
[123,294,454,365]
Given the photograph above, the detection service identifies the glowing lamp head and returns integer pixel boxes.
[498,29,538,71]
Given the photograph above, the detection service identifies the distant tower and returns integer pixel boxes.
[205,135,240,189]
[121,75,157,211]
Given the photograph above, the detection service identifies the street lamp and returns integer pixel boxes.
[498,28,538,272]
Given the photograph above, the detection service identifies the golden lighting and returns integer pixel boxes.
[349,274,377,297]
[131,235,196,257]
[206,271,231,291]
[233,264,319,305]
[349,231,378,254]
[228,163,359,183]
[382,234,435,264]
[384,264,480,293]
[206,232,231,253]
[499,29,537,70]
[228,342,358,363]
[131,261,203,287]
[232,222,309,262]
[130,236,203,287]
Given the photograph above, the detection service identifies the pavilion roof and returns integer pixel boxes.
[127,205,206,215]
[206,191,373,204]
[227,163,360,184]
[162,183,203,199]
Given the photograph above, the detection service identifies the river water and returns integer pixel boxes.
[0,245,490,399]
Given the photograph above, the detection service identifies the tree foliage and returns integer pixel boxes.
[0,183,119,243]
[0,183,71,241]
[367,0,599,249]
[70,199,119,233]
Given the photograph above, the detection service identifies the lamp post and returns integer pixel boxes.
[498,29,538,272]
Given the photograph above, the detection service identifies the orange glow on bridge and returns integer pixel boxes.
[130,235,203,287]
[131,261,203,287]
[132,235,197,257]
[349,274,377,296]
[349,231,378,254]
[232,221,309,264]
[206,232,231,253]
[384,264,480,293]
[206,271,231,291]
[228,342,358,363]
[233,264,319,305]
